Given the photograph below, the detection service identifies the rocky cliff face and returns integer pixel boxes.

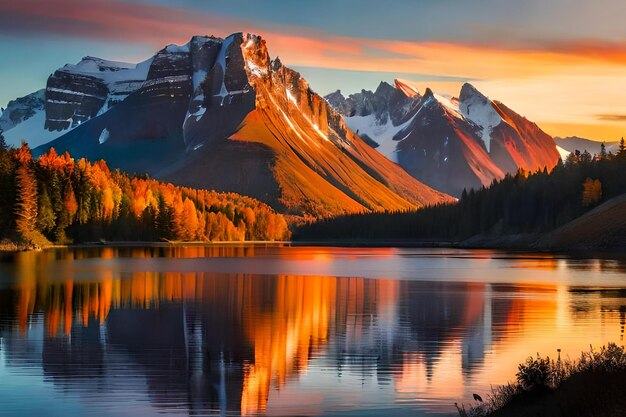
[44,56,152,131]
[327,81,560,196]
[27,33,451,218]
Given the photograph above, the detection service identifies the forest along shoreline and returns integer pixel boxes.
[294,146,626,253]
[0,144,290,251]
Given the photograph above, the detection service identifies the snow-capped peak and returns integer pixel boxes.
[394,79,419,97]
[61,55,154,85]
[458,83,502,152]
[165,43,191,53]
[425,90,464,120]
[68,56,135,72]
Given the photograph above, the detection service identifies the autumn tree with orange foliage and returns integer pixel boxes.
[0,146,290,245]
[13,144,47,246]
[582,178,602,207]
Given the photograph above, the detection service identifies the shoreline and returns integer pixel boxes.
[0,240,292,253]
[3,237,626,259]
[292,237,626,256]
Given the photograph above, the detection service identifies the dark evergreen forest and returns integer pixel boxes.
[296,141,626,241]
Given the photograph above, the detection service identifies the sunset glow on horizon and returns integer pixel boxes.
[1,0,626,141]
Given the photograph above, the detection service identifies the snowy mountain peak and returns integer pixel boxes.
[394,79,419,97]
[420,88,459,117]
[327,80,560,197]
[459,83,486,101]
[66,56,136,73]
[432,93,463,119]
[458,83,502,152]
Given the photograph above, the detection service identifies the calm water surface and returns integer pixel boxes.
[1,245,626,417]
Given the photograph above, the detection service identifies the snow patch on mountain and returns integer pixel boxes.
[98,128,110,145]
[62,56,153,86]
[556,145,572,160]
[433,94,463,119]
[3,110,69,148]
[286,88,298,106]
[165,43,190,54]
[345,103,426,162]
[459,83,502,152]
[213,35,235,106]
[0,89,45,131]
[192,69,207,90]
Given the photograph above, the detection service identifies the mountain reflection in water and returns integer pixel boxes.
[1,246,625,417]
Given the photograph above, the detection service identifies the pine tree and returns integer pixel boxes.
[37,187,56,234]
[619,137,626,159]
[600,142,607,160]
[14,146,38,242]
[0,144,15,237]
[0,128,7,150]
[156,194,175,240]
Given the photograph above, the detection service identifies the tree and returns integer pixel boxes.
[580,150,592,164]
[582,178,602,207]
[0,128,7,150]
[14,145,38,241]
[156,194,175,240]
[619,137,626,159]
[180,198,199,240]
[600,142,608,160]
[63,184,78,221]
[565,151,578,166]
[37,187,56,234]
[0,138,15,234]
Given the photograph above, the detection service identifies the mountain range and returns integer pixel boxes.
[0,32,576,215]
[0,33,451,219]
[326,80,561,196]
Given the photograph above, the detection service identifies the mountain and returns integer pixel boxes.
[0,89,52,148]
[1,56,153,149]
[5,33,451,218]
[554,136,620,158]
[327,81,560,197]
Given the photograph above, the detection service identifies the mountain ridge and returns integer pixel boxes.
[327,80,560,196]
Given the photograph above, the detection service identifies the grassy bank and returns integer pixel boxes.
[461,343,626,417]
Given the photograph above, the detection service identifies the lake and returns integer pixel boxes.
[1,245,626,417]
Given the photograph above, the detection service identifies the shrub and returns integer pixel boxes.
[464,343,626,417]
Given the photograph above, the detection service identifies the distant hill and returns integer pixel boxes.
[554,136,620,156]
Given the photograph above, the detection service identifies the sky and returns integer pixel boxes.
[1,0,626,141]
